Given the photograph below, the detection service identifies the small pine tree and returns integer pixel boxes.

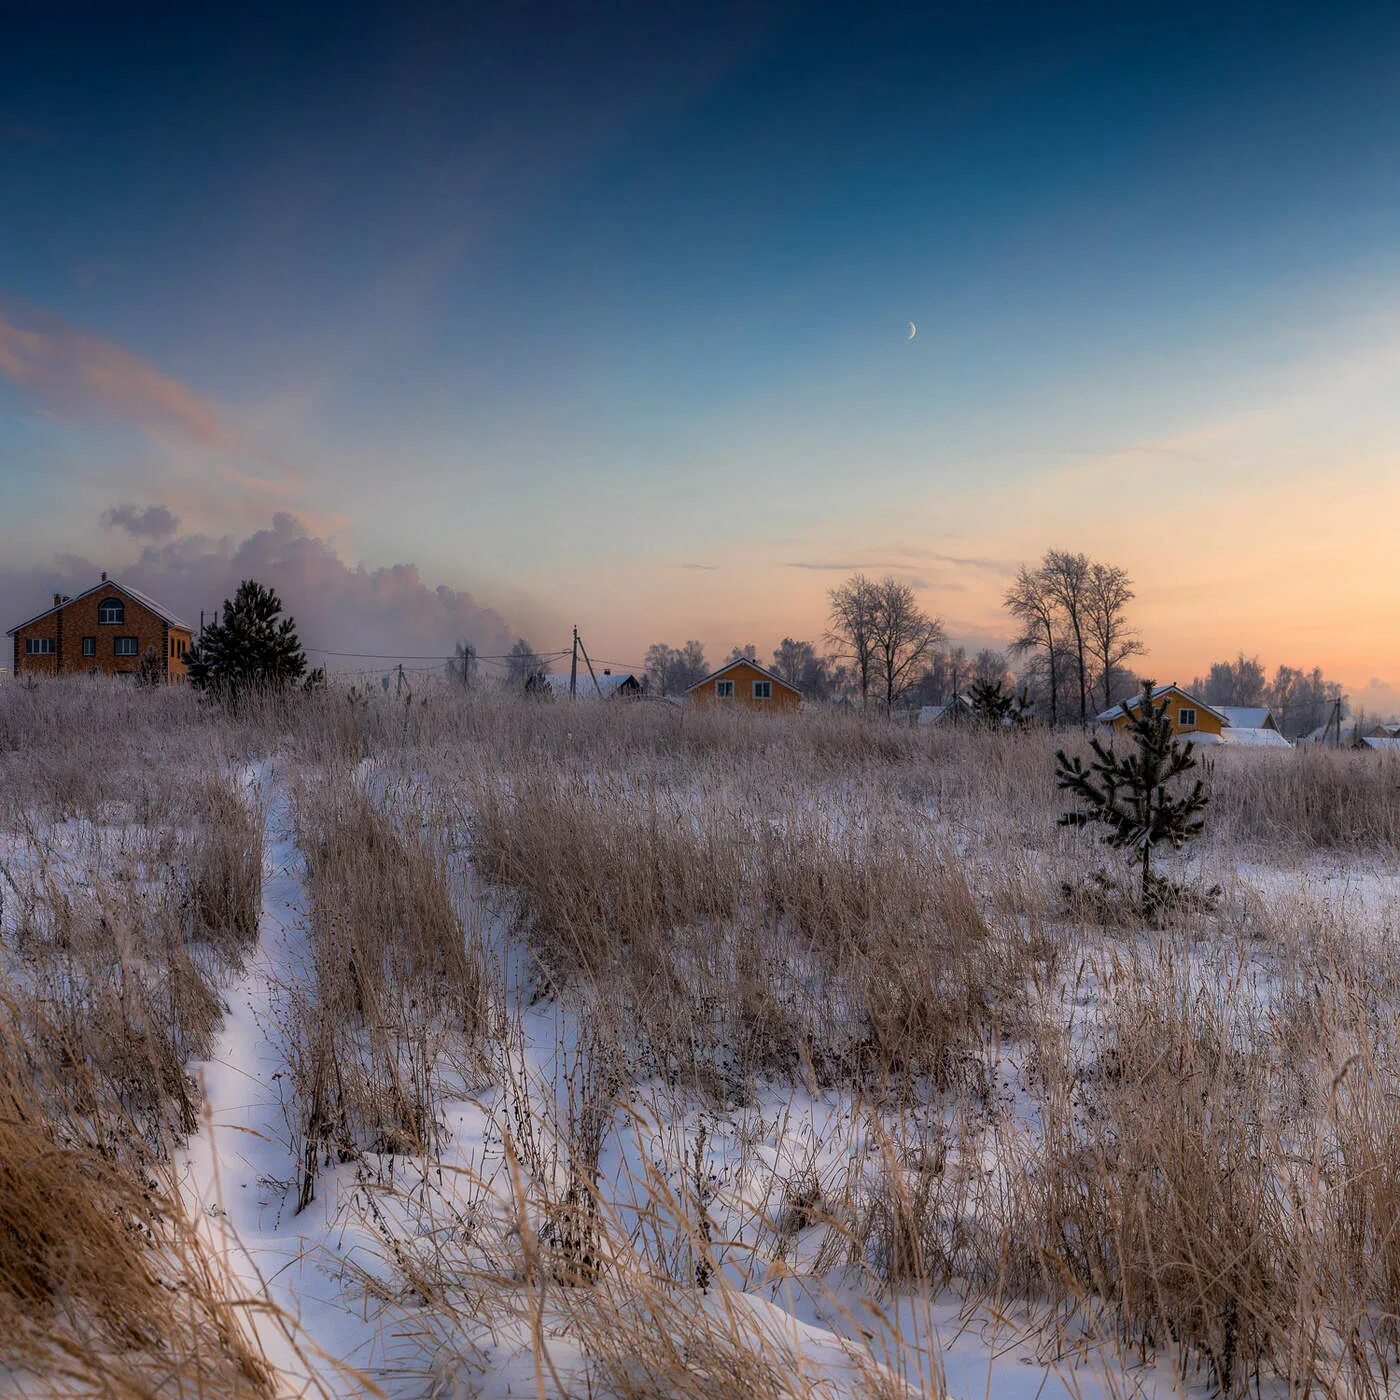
[1055,680,1208,910]
[187,580,308,703]
[135,645,165,689]
[968,678,1025,728]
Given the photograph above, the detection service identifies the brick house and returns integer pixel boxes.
[7,575,194,682]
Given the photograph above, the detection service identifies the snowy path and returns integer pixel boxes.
[176,765,388,1397]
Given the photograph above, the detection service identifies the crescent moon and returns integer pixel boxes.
[907,321,917,341]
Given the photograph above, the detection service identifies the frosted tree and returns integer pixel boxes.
[188,580,310,703]
[1055,681,1208,911]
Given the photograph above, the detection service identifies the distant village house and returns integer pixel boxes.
[542,669,643,700]
[686,658,802,711]
[7,576,194,683]
[1097,684,1291,747]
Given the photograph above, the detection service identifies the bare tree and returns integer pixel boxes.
[827,574,880,710]
[868,576,943,715]
[1192,654,1266,707]
[1040,550,1092,726]
[1084,562,1144,712]
[644,640,709,696]
[771,637,838,699]
[506,637,546,690]
[1004,563,1063,726]
[725,643,758,665]
[972,647,1013,690]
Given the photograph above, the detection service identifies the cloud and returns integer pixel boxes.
[0,303,241,453]
[1353,676,1400,720]
[2,513,514,669]
[784,561,871,571]
[929,553,1010,573]
[102,503,180,540]
[681,562,719,571]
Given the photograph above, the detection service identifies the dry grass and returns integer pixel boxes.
[291,773,489,1207]
[6,675,1400,1396]
[0,989,274,1397]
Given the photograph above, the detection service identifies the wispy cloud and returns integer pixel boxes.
[681,562,719,571]
[102,502,180,540]
[0,302,240,452]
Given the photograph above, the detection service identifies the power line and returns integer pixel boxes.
[305,645,571,662]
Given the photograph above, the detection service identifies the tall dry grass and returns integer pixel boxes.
[0,989,275,1397]
[6,676,1400,1396]
[291,774,489,1208]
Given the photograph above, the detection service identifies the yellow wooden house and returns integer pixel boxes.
[1096,683,1227,738]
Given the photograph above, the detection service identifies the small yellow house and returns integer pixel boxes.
[1096,683,1226,738]
[686,658,803,712]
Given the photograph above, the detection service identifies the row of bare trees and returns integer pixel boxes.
[1003,550,1142,726]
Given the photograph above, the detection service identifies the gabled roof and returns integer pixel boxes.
[1096,682,1226,726]
[918,695,974,724]
[6,577,193,636]
[1218,706,1274,730]
[685,657,803,695]
[1360,736,1400,752]
[542,671,640,699]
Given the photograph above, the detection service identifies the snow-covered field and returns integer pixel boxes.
[4,679,1400,1398]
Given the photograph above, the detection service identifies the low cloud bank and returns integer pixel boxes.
[4,512,513,667]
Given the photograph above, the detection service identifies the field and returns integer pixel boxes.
[2,679,1400,1398]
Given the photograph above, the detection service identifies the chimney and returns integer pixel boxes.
[101,571,107,582]
[52,593,62,608]
[603,668,611,675]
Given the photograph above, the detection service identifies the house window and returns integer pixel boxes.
[1177,708,1197,728]
[82,637,96,657]
[98,598,125,625]
[114,636,139,657]
[753,680,772,700]
[25,637,54,655]
[715,679,735,698]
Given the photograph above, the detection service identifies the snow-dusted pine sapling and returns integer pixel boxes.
[1055,680,1208,912]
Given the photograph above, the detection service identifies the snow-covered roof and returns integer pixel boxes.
[918,696,977,725]
[542,671,640,699]
[684,657,802,695]
[6,576,193,636]
[1096,682,1225,725]
[1218,706,1273,730]
[1360,736,1400,752]
[1217,726,1291,749]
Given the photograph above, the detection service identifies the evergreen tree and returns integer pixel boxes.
[187,580,309,701]
[135,645,165,689]
[968,678,1024,728]
[1054,680,1208,910]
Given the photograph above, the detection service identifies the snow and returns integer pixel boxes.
[1208,726,1291,748]
[1218,706,1274,730]
[174,764,394,1395]
[9,751,1399,1397]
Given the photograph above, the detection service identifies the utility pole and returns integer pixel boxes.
[570,626,579,700]
[395,662,406,698]
[577,631,604,698]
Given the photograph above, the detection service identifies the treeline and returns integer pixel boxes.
[1191,653,1346,740]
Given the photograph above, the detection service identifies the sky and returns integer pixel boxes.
[2,1,1399,703]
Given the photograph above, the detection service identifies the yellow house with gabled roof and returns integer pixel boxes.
[1096,682,1227,738]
